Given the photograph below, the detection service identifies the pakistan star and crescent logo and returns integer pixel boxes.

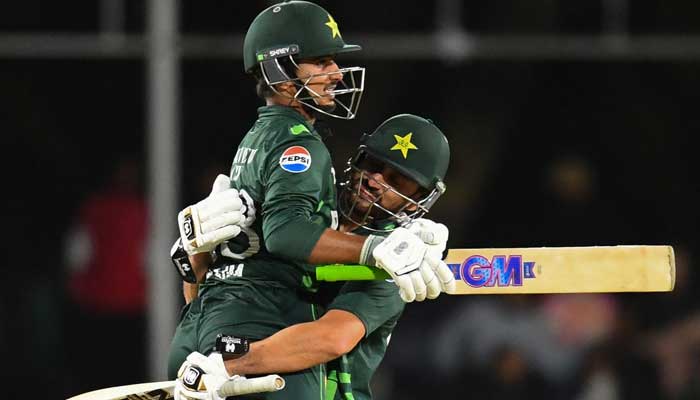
[390,133,418,159]
[325,14,341,38]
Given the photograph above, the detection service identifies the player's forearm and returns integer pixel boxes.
[225,322,336,375]
[183,282,199,304]
[307,228,367,265]
[182,252,212,303]
[225,310,365,375]
[191,252,212,282]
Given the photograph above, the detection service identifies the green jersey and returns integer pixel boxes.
[201,105,339,292]
[168,106,338,396]
[320,222,406,400]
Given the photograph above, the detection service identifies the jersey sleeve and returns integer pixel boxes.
[327,280,405,337]
[261,134,333,262]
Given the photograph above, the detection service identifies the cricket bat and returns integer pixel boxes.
[316,245,675,294]
[67,374,285,400]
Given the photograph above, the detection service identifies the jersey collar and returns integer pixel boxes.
[258,105,310,125]
[258,105,319,138]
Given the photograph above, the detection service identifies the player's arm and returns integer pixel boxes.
[223,309,365,375]
[307,228,366,264]
[262,139,365,265]
[268,212,451,302]
[181,252,212,303]
[179,281,402,381]
[172,174,256,303]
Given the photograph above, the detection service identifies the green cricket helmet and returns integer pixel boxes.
[243,1,365,120]
[339,114,450,231]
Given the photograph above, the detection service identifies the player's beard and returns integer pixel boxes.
[341,176,386,221]
[339,188,372,228]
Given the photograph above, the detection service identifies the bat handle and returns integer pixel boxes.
[316,265,390,281]
[217,374,285,397]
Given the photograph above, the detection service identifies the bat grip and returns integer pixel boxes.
[217,374,285,397]
[316,265,390,281]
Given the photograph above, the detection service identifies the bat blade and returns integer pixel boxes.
[67,375,286,400]
[67,381,175,400]
[317,245,675,294]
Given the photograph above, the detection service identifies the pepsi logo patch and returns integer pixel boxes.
[279,146,312,173]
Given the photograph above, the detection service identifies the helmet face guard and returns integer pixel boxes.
[244,0,365,119]
[260,55,365,120]
[338,152,445,232]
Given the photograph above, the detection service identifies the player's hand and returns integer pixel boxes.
[406,218,448,254]
[370,227,442,302]
[406,218,456,294]
[178,174,250,255]
[174,352,242,400]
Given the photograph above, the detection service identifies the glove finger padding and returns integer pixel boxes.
[395,275,415,303]
[198,226,242,249]
[410,271,428,302]
[210,174,231,195]
[197,190,243,222]
[420,261,442,299]
[200,211,243,233]
[407,218,449,247]
[425,256,456,294]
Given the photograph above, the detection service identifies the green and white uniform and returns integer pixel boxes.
[168,105,339,399]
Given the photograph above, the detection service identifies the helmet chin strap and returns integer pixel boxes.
[302,96,337,133]
[277,82,336,124]
[293,85,335,137]
[298,82,337,116]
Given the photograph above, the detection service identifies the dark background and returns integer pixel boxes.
[2,1,699,399]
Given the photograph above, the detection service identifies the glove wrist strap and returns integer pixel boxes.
[171,238,198,283]
[359,235,384,267]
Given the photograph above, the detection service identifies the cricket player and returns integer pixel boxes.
[167,2,454,397]
[175,114,451,400]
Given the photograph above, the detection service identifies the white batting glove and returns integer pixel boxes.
[174,352,244,400]
[407,218,456,294]
[178,174,246,255]
[369,227,442,302]
[406,218,448,254]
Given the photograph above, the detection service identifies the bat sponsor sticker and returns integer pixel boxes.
[279,146,312,173]
[450,255,537,288]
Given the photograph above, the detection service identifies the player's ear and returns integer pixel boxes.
[274,81,295,95]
